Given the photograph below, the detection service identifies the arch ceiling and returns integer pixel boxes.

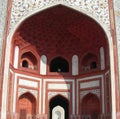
[13,5,109,64]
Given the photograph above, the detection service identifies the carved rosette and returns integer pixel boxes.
[10,0,110,32]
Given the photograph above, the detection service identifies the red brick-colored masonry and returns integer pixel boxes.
[11,6,112,119]
[108,0,120,117]
[0,0,120,119]
[0,0,13,113]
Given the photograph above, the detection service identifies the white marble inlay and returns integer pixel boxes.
[0,0,8,58]
[72,55,78,76]
[13,46,19,69]
[48,83,70,90]
[18,87,38,98]
[9,0,110,32]
[48,92,70,100]
[100,47,105,70]
[19,79,38,88]
[40,55,47,75]
[80,89,100,100]
[80,80,99,89]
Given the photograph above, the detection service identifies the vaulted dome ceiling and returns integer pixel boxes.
[13,5,108,57]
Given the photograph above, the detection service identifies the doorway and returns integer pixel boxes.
[18,92,36,119]
[49,95,69,119]
[81,93,100,119]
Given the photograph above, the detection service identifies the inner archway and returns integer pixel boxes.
[49,95,69,119]
[50,57,69,72]
[1,3,114,119]
[81,93,100,119]
[18,93,36,119]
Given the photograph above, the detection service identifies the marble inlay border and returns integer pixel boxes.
[0,0,8,57]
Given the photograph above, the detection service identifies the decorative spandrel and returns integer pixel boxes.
[10,0,110,32]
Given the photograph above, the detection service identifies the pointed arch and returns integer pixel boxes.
[1,3,116,119]
[19,92,36,103]
[81,93,100,119]
[49,95,69,119]
[40,55,47,75]
[18,92,36,119]
[72,55,79,75]
[21,51,38,70]
[18,91,37,101]
[50,56,69,72]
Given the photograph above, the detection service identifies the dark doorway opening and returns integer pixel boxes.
[50,57,69,72]
[49,95,69,119]
[18,92,36,119]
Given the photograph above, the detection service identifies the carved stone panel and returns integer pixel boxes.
[80,89,100,100]
[18,88,38,99]
[0,0,8,58]
[48,92,70,100]
[10,0,110,32]
[114,0,120,79]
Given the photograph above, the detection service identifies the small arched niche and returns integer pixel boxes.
[81,53,98,72]
[21,51,38,70]
[50,57,69,73]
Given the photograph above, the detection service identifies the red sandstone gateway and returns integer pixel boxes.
[0,1,119,119]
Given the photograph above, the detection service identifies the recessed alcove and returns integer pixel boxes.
[20,51,38,70]
[10,4,111,119]
[50,57,69,73]
[12,4,109,76]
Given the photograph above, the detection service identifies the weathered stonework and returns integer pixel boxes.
[10,0,110,32]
